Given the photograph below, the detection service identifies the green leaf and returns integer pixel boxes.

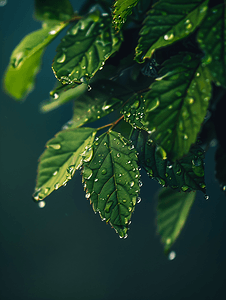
[4,23,67,100]
[197,4,226,87]
[33,127,96,201]
[121,94,147,130]
[157,187,196,252]
[41,82,87,113]
[72,79,133,128]
[113,0,140,31]
[52,10,123,84]
[135,0,209,62]
[4,49,43,100]
[34,0,74,23]
[131,129,206,193]
[143,52,212,161]
[83,130,140,238]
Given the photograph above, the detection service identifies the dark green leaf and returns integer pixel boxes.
[197,4,226,87]
[34,0,74,23]
[121,94,147,130]
[41,82,87,112]
[131,129,206,193]
[143,53,212,161]
[33,127,96,201]
[52,10,123,84]
[83,130,140,238]
[4,23,67,100]
[157,187,196,252]
[113,0,140,31]
[72,79,133,128]
[135,0,209,62]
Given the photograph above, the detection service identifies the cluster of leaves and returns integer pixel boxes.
[3,0,226,254]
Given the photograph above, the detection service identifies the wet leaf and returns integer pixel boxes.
[34,0,74,23]
[197,4,226,87]
[135,0,209,62]
[33,128,96,201]
[131,129,206,193]
[157,187,196,252]
[52,10,122,84]
[121,94,147,130]
[143,52,212,161]
[4,23,67,99]
[113,0,140,31]
[83,130,140,238]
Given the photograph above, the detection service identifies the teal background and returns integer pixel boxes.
[0,1,226,299]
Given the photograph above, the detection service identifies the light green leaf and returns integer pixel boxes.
[52,10,123,84]
[72,79,132,128]
[4,49,43,100]
[197,4,226,87]
[131,129,206,193]
[143,52,212,161]
[41,82,87,113]
[157,187,196,252]
[113,0,140,31]
[33,127,96,201]
[34,0,74,23]
[4,22,67,100]
[135,0,209,62]
[83,130,140,238]
[121,94,147,130]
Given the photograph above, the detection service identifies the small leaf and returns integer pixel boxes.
[41,82,87,112]
[135,0,209,62]
[72,79,132,128]
[33,127,96,201]
[4,23,67,100]
[157,187,196,252]
[52,10,122,84]
[197,4,226,87]
[83,130,140,238]
[131,129,206,193]
[113,0,140,31]
[143,52,212,161]
[34,0,74,23]
[121,94,147,130]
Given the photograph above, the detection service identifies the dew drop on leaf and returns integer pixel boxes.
[56,53,66,63]
[83,166,93,180]
[164,33,174,40]
[101,168,107,175]
[85,193,90,199]
[48,144,61,150]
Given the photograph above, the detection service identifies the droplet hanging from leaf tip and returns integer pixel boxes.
[38,201,46,208]
[168,251,176,260]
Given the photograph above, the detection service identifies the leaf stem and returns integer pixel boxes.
[97,123,112,131]
[109,115,124,131]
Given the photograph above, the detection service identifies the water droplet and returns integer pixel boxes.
[223,185,226,191]
[116,153,120,158]
[67,165,75,177]
[101,168,107,175]
[183,134,188,140]
[147,98,160,112]
[38,201,46,208]
[204,194,209,200]
[181,185,189,191]
[53,171,58,176]
[56,53,66,63]
[48,144,61,150]
[83,147,93,162]
[166,238,171,245]
[54,183,59,190]
[168,251,176,260]
[187,97,194,104]
[85,192,90,199]
[130,181,134,187]
[83,166,93,180]
[164,33,174,40]
[175,91,182,97]
[137,197,141,203]
[105,202,112,213]
[53,93,59,100]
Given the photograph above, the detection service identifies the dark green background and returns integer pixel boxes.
[0,1,225,299]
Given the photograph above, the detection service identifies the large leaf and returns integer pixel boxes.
[33,128,96,201]
[72,79,133,128]
[157,187,196,252]
[131,129,206,193]
[135,0,209,62]
[143,52,212,161]
[34,0,74,23]
[197,4,226,87]
[113,0,140,31]
[52,10,123,84]
[41,82,87,112]
[4,23,67,100]
[83,130,140,238]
